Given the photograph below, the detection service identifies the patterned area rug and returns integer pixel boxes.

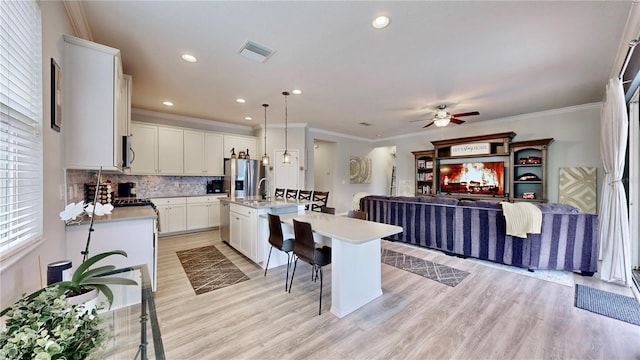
[177,245,250,295]
[575,284,640,326]
[381,248,469,287]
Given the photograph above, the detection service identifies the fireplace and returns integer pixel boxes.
[439,161,505,196]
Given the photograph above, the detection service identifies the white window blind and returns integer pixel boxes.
[0,0,43,259]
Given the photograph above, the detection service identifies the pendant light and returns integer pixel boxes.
[261,103,270,166]
[282,91,291,164]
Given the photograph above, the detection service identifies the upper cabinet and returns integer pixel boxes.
[130,122,254,176]
[184,131,224,175]
[223,135,257,160]
[63,35,130,171]
[130,123,183,175]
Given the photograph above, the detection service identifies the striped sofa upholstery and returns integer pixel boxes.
[361,196,598,273]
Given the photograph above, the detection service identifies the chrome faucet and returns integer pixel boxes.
[258,177,271,200]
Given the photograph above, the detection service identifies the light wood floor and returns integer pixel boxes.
[154,230,640,360]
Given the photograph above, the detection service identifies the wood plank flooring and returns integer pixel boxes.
[154,230,640,359]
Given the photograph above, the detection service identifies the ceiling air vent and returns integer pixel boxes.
[359,122,372,126]
[238,41,274,63]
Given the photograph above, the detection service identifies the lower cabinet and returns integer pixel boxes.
[186,196,221,230]
[229,203,257,262]
[65,216,157,291]
[151,197,187,234]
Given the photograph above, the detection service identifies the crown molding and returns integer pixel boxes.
[63,1,93,41]
[131,108,254,132]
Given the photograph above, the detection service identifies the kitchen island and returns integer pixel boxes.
[278,212,403,318]
[219,197,315,266]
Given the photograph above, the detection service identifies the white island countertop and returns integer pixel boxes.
[278,212,403,244]
[220,196,315,209]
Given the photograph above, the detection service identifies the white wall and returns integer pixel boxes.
[1,1,73,309]
[313,140,335,201]
[369,146,396,196]
[376,103,602,204]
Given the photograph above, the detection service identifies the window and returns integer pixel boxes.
[0,0,43,259]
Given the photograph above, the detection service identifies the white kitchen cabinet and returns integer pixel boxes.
[158,127,184,174]
[63,35,130,171]
[65,216,157,290]
[205,133,224,175]
[229,203,258,261]
[130,123,184,175]
[186,196,221,230]
[223,135,257,160]
[151,197,187,234]
[130,123,158,174]
[183,131,224,175]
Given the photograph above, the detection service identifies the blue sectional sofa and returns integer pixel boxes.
[361,195,598,274]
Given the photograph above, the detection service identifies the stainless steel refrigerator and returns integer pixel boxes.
[223,158,264,198]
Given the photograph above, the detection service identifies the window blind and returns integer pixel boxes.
[0,0,43,259]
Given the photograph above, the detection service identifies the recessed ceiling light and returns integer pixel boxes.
[292,89,303,95]
[236,98,246,104]
[372,15,390,29]
[162,101,174,106]
[181,54,197,63]
[244,116,252,121]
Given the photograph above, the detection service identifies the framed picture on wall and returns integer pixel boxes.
[51,58,62,132]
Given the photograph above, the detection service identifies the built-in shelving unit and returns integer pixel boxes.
[413,132,553,202]
[509,138,554,203]
[430,132,516,200]
[411,150,434,195]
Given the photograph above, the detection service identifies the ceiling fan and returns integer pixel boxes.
[422,105,479,128]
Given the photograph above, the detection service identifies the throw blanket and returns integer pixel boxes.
[500,202,542,238]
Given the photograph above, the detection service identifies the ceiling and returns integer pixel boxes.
[78,1,636,139]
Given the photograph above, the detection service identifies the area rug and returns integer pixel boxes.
[575,284,640,326]
[177,245,250,295]
[381,248,469,287]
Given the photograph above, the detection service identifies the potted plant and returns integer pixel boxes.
[0,286,109,360]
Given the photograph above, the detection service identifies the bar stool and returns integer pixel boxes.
[347,210,367,220]
[286,189,298,200]
[311,191,329,212]
[298,190,313,209]
[289,219,332,315]
[274,188,285,199]
[264,213,295,291]
[321,206,336,214]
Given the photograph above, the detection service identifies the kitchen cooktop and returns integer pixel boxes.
[112,198,155,209]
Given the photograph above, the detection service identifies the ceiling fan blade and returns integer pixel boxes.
[450,118,466,125]
[408,118,426,123]
[423,121,435,128]
[451,111,479,117]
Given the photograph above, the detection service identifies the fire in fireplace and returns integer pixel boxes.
[439,161,505,196]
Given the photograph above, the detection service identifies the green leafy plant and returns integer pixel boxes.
[0,286,109,360]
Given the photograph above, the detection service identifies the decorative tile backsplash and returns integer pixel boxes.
[65,169,222,203]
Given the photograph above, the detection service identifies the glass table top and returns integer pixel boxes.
[95,265,164,360]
